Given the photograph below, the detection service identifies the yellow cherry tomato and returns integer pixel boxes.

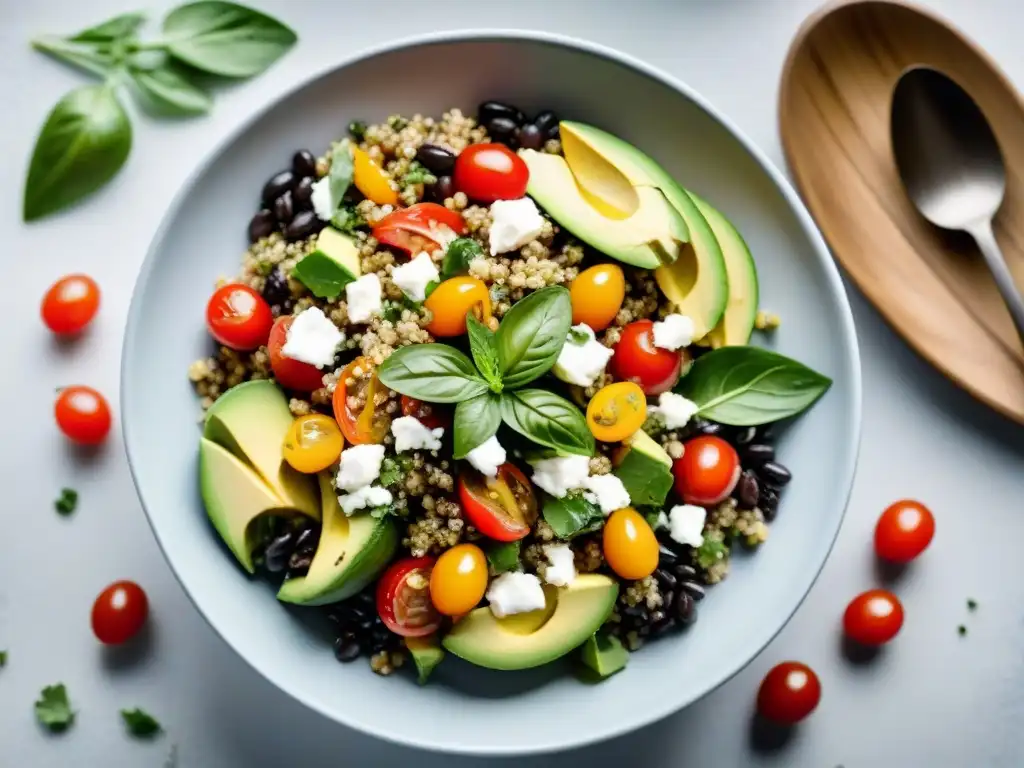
[603,508,659,580]
[429,543,488,616]
[352,146,399,206]
[570,264,626,331]
[282,414,344,474]
[424,277,492,337]
[586,382,647,443]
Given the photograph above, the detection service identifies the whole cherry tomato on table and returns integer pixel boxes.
[458,463,538,542]
[672,435,740,506]
[843,589,904,646]
[376,557,442,637]
[875,499,935,563]
[41,274,100,334]
[429,544,488,616]
[372,203,466,256]
[401,395,450,431]
[92,580,149,645]
[610,320,684,395]
[268,315,328,392]
[453,143,529,202]
[333,356,391,445]
[206,283,274,351]
[55,386,112,445]
[757,661,821,724]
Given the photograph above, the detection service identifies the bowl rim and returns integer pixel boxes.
[122,28,862,756]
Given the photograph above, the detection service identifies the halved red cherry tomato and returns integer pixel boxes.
[673,435,740,506]
[206,283,274,351]
[372,203,466,256]
[267,316,327,392]
[875,499,935,563]
[91,580,148,645]
[757,661,821,724]
[55,386,112,445]
[453,143,529,203]
[333,356,391,444]
[401,395,450,431]
[42,274,100,335]
[610,320,684,395]
[843,589,904,646]
[376,557,442,637]
[458,463,538,542]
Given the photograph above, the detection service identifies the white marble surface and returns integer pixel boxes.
[3,1,1024,765]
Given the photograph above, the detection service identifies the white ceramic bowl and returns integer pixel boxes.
[123,31,861,756]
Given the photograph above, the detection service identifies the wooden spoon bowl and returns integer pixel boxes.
[780,0,1024,423]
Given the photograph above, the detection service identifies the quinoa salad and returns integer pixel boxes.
[191,101,832,682]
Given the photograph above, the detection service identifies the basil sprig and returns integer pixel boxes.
[542,492,603,539]
[379,285,594,457]
[675,346,832,425]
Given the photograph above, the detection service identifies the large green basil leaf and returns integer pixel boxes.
[453,393,502,459]
[495,286,571,389]
[128,60,212,115]
[500,389,594,456]
[613,451,673,507]
[466,314,501,391]
[162,1,297,78]
[675,346,832,426]
[23,85,132,222]
[70,12,147,42]
[377,344,488,404]
[542,492,603,539]
[31,37,119,77]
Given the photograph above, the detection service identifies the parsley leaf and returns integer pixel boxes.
[486,541,521,573]
[121,707,161,738]
[378,456,408,488]
[401,161,436,186]
[330,204,365,235]
[348,120,367,141]
[695,534,729,570]
[55,488,78,516]
[369,503,397,520]
[35,684,74,732]
[441,237,483,280]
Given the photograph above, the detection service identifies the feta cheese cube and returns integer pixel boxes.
[466,435,506,478]
[582,473,631,515]
[552,324,614,387]
[529,455,591,498]
[651,391,700,429]
[391,252,439,302]
[542,544,577,587]
[489,197,546,255]
[281,306,343,369]
[668,504,706,547]
[335,444,386,491]
[310,176,334,221]
[486,571,547,618]
[391,415,443,453]
[652,313,696,351]
[345,273,382,324]
[338,485,392,516]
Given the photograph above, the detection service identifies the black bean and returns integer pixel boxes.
[428,175,455,202]
[532,110,559,135]
[292,150,317,177]
[657,544,679,565]
[262,170,295,205]
[734,426,756,445]
[356,591,375,607]
[695,419,724,437]
[292,176,314,209]
[284,210,323,241]
[517,123,544,151]
[743,443,775,466]
[415,144,456,175]
[661,590,675,610]
[347,605,370,622]
[273,191,294,223]
[359,617,375,632]
[486,116,519,144]
[636,624,651,639]
[478,101,524,126]
[736,470,760,510]
[333,637,361,663]
[248,209,276,243]
[261,268,291,309]
[622,604,646,619]
[759,485,780,520]
[674,592,697,624]
[293,526,319,553]
[673,563,698,581]
[682,581,706,601]
[263,532,294,573]
[655,568,677,590]
[759,461,792,487]
[652,616,677,636]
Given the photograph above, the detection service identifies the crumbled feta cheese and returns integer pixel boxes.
[552,324,614,387]
[489,197,546,255]
[345,273,382,324]
[335,444,386,491]
[582,473,631,515]
[668,504,706,547]
[310,176,334,221]
[487,571,547,618]
[651,391,700,429]
[466,435,506,478]
[281,306,343,369]
[338,485,392,516]
[655,510,669,530]
[652,313,696,351]
[391,252,439,302]
[391,415,443,453]
[529,455,591,498]
[542,544,577,587]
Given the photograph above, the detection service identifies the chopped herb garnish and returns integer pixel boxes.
[401,162,436,186]
[330,205,365,235]
[0,650,7,667]
[387,115,408,131]
[369,503,397,520]
[441,237,483,280]
[347,120,367,141]
[55,488,78,516]
[256,260,275,276]
[695,535,728,570]
[121,707,161,738]
[967,598,978,611]
[35,683,74,732]
[958,624,968,637]
[568,327,590,345]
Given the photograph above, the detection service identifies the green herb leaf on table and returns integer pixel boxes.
[501,389,594,457]
[377,344,489,404]
[675,346,832,426]
[613,453,673,508]
[23,84,132,221]
[466,314,502,391]
[485,541,521,573]
[128,60,212,116]
[161,1,297,78]
[542,492,604,539]
[55,488,79,516]
[30,37,119,77]
[453,393,502,459]
[121,707,162,738]
[327,140,355,214]
[441,237,484,280]
[0,650,7,667]
[495,286,572,389]
[70,12,147,43]
[35,684,74,732]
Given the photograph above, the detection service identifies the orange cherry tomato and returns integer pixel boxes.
[41,274,100,334]
[429,544,488,616]
[352,145,398,206]
[458,463,538,542]
[673,435,740,506]
[602,508,659,580]
[206,283,274,351]
[401,395,450,431]
[843,589,904,646]
[332,356,391,445]
[570,264,625,331]
[376,557,442,637]
[91,580,148,645]
[268,316,328,392]
[282,414,344,473]
[586,382,647,443]
[454,143,529,202]
[424,277,491,337]
[757,661,821,724]
[875,499,935,563]
[55,386,112,445]
[372,203,466,256]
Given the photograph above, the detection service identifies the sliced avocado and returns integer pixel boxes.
[291,227,362,300]
[405,635,445,685]
[580,631,629,678]
[624,429,672,468]
[520,149,689,269]
[613,430,674,507]
[559,122,729,338]
[442,575,618,670]
[277,474,398,606]
[204,380,319,519]
[692,195,759,347]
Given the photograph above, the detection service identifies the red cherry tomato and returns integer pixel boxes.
[843,589,904,646]
[268,316,327,392]
[55,386,112,445]
[757,661,821,724]
[453,143,529,203]
[372,203,467,255]
[206,283,274,351]
[91,580,149,645]
[875,499,935,563]
[673,435,740,506]
[458,463,539,542]
[610,320,684,395]
[332,356,391,445]
[376,557,442,637]
[41,274,100,334]
[401,395,450,431]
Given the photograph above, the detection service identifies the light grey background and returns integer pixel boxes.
[1,0,1022,766]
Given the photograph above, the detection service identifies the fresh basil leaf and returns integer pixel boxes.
[496,286,571,389]
[31,37,119,77]
[128,60,211,115]
[70,12,147,43]
[500,389,594,456]
[675,346,832,426]
[162,1,297,78]
[441,237,483,280]
[613,452,673,507]
[121,707,161,738]
[23,85,132,222]
[486,541,521,573]
[466,314,501,390]
[542,492,603,539]
[328,140,354,212]
[35,684,74,732]
[377,344,488,404]
[453,392,501,459]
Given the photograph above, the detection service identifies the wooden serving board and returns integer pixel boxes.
[779,0,1024,424]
